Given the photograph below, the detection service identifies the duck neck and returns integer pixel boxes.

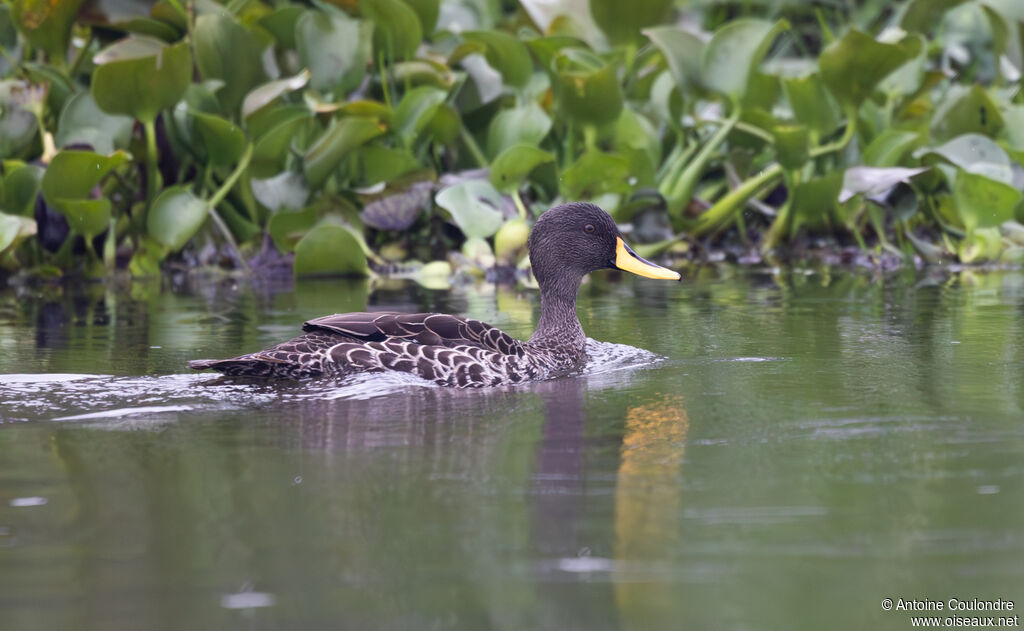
[529,273,585,349]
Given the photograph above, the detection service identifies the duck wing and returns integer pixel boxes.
[303,312,527,357]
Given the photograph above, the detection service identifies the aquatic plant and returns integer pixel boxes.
[0,0,1022,278]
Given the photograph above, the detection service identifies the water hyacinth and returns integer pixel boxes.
[0,0,1022,279]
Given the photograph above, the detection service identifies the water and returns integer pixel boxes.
[1,269,1022,630]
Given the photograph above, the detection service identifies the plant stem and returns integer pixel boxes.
[666,110,740,216]
[207,143,253,273]
[67,32,94,79]
[378,51,392,109]
[512,190,528,220]
[693,163,783,236]
[460,126,487,167]
[810,105,857,158]
[143,119,160,211]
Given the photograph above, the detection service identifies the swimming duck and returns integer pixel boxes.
[189,202,680,387]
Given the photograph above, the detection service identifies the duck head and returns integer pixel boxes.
[527,202,681,285]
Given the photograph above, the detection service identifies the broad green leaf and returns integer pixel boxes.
[393,86,447,145]
[486,102,552,158]
[863,130,922,167]
[494,218,529,262]
[790,172,843,230]
[551,48,623,126]
[463,30,532,88]
[405,0,440,35]
[53,198,111,238]
[247,104,313,142]
[109,17,181,41]
[91,37,192,123]
[41,149,129,202]
[363,0,422,62]
[0,81,38,159]
[293,223,369,276]
[194,14,267,114]
[358,145,419,186]
[191,111,247,166]
[259,5,303,49]
[0,211,36,255]
[643,26,705,92]
[560,150,631,199]
[435,179,505,238]
[1,163,42,216]
[251,171,309,213]
[56,92,134,154]
[296,10,372,98]
[392,59,455,88]
[613,107,660,167]
[489,145,554,193]
[930,84,1004,142]
[252,114,314,178]
[773,124,809,170]
[900,0,968,33]
[242,70,311,120]
[702,19,789,101]
[147,186,209,251]
[917,134,1013,184]
[819,30,923,107]
[781,74,839,140]
[591,0,672,46]
[958,226,1003,263]
[953,169,1022,231]
[22,62,73,114]
[10,0,84,61]
[268,206,318,253]
[128,236,168,276]
[426,103,460,145]
[526,34,589,71]
[303,117,385,189]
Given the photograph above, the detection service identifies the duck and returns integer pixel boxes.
[189,202,681,387]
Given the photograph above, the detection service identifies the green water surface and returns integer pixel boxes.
[0,269,1022,631]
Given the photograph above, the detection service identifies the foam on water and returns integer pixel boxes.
[0,338,662,422]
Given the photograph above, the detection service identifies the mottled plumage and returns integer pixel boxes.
[190,203,680,387]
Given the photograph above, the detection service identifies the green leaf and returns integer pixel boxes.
[953,169,1022,232]
[91,37,192,123]
[0,82,38,159]
[551,48,624,126]
[251,171,309,213]
[900,0,968,33]
[918,134,1013,184]
[773,124,809,170]
[296,10,372,98]
[56,92,134,154]
[790,172,843,231]
[363,0,422,62]
[41,149,129,202]
[52,198,111,238]
[1,163,43,216]
[393,86,447,146]
[958,227,1003,263]
[702,19,789,101]
[643,26,705,93]
[781,74,839,141]
[259,5,304,49]
[109,17,181,42]
[435,179,505,238]
[591,0,672,46]
[293,223,369,276]
[357,145,419,186]
[863,130,922,167]
[251,113,314,178]
[10,0,85,61]
[194,14,267,114]
[819,30,923,108]
[303,117,385,190]
[486,102,552,158]
[489,145,554,193]
[0,211,36,256]
[147,186,209,251]
[268,206,318,253]
[242,70,311,120]
[191,110,247,166]
[404,0,440,34]
[463,30,533,88]
[930,84,1004,142]
[561,150,631,199]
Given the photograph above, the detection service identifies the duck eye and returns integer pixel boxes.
[584,224,595,234]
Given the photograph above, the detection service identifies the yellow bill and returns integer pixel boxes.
[613,237,681,281]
